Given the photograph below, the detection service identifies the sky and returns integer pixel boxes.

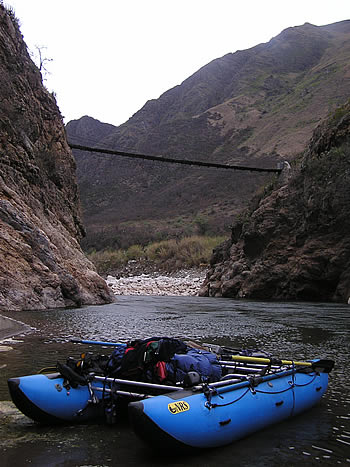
[6,0,350,127]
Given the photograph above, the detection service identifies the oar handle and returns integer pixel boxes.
[70,338,125,347]
[229,355,312,366]
[227,355,334,373]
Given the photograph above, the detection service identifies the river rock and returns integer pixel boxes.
[106,269,206,296]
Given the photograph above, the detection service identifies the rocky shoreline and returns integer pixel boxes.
[106,268,207,296]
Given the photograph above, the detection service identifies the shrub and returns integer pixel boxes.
[145,235,226,269]
[125,244,145,261]
[145,239,177,262]
[87,249,127,275]
[2,2,21,29]
[88,235,227,274]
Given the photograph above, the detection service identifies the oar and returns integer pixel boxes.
[91,386,152,399]
[93,375,182,392]
[71,338,126,347]
[223,355,334,373]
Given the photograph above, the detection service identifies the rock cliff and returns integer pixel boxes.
[199,101,350,303]
[0,5,113,311]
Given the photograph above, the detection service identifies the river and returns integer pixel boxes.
[0,296,349,466]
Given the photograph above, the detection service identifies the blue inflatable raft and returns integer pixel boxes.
[7,372,180,424]
[8,373,105,423]
[128,357,334,449]
[7,337,333,450]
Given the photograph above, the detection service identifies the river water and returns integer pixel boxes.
[0,296,349,466]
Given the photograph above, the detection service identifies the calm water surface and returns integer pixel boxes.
[0,296,349,466]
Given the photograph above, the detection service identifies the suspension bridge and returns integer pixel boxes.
[68,143,282,174]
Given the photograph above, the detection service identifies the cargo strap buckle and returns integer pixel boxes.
[203,384,223,410]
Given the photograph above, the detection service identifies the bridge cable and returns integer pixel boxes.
[68,143,282,174]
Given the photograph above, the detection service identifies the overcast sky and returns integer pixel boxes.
[7,0,350,127]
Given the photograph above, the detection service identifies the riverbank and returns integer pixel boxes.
[0,314,31,356]
[106,268,207,296]
[0,314,31,341]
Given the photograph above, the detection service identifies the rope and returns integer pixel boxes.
[205,366,318,410]
[291,362,296,416]
[207,387,251,409]
[294,373,318,387]
[253,385,294,395]
[253,371,317,395]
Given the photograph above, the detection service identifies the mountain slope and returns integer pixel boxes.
[199,101,350,302]
[0,5,112,311]
[67,20,350,250]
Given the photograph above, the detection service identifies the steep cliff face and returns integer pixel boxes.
[0,6,113,311]
[199,102,350,303]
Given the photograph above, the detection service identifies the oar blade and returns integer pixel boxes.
[311,359,335,373]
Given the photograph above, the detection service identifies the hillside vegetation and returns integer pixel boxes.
[199,101,350,302]
[88,235,225,276]
[67,20,350,252]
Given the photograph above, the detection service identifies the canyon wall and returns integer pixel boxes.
[0,6,113,311]
[200,102,350,303]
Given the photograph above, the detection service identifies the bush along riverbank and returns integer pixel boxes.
[86,236,226,296]
[87,235,226,277]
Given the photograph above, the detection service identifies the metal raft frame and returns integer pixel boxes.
[69,340,333,406]
[89,359,332,405]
